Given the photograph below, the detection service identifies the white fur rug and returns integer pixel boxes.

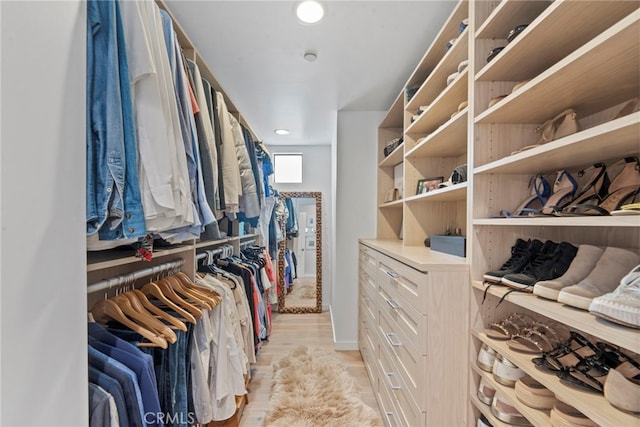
[265,346,383,427]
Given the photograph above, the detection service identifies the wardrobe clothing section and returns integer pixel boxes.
[88,245,275,427]
[86,0,270,249]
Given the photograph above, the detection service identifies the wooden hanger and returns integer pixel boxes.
[165,275,212,310]
[156,278,203,319]
[90,299,168,349]
[141,282,197,324]
[175,272,221,307]
[115,293,178,343]
[129,289,187,331]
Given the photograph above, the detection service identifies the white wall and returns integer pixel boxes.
[332,111,383,350]
[0,1,87,425]
[266,144,332,309]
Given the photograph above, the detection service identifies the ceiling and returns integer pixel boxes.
[166,1,457,146]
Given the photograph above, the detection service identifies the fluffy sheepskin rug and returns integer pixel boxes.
[264,345,383,427]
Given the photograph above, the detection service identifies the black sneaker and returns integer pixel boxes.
[502,241,578,290]
[483,238,544,283]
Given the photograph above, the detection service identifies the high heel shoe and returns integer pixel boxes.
[561,157,640,216]
[541,164,608,216]
[494,174,550,217]
[539,170,578,215]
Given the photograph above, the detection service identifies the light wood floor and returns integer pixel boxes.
[238,311,380,427]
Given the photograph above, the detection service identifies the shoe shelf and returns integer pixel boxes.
[473,216,640,228]
[475,1,639,83]
[475,10,640,125]
[378,143,404,168]
[471,281,640,354]
[405,68,468,136]
[405,108,467,159]
[473,331,640,426]
[470,394,512,427]
[404,183,467,203]
[475,0,552,41]
[474,112,640,175]
[404,0,468,92]
[405,29,469,114]
[470,364,551,427]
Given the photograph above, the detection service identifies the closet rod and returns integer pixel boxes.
[239,239,257,248]
[87,259,184,294]
[195,247,224,261]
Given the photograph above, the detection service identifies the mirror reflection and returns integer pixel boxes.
[277,192,322,313]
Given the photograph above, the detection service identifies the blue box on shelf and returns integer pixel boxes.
[430,234,466,257]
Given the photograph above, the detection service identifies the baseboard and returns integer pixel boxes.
[330,305,337,344]
[329,306,358,350]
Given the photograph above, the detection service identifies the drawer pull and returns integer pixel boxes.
[385,270,400,279]
[385,371,402,390]
[385,298,400,310]
[385,332,402,347]
[384,411,399,427]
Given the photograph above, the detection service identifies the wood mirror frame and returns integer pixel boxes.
[277,191,322,313]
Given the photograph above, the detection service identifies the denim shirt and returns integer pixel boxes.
[87,0,146,239]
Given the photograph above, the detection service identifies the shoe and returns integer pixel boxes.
[477,342,498,371]
[539,171,578,215]
[604,352,640,413]
[534,245,604,300]
[502,241,578,290]
[558,247,640,310]
[491,391,532,425]
[550,401,596,427]
[532,332,599,374]
[493,353,526,387]
[477,414,493,427]
[494,174,551,218]
[507,24,528,43]
[508,322,571,354]
[555,163,610,214]
[487,46,505,63]
[511,109,581,155]
[589,264,640,328]
[478,377,497,405]
[483,239,543,283]
[562,157,640,216]
[485,313,534,341]
[515,375,558,409]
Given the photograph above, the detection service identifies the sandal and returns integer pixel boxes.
[485,313,534,340]
[532,332,599,373]
[560,342,632,393]
[493,174,550,218]
[511,108,581,155]
[561,157,640,216]
[508,323,571,354]
[537,170,578,215]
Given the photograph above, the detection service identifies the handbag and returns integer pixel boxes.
[512,109,581,155]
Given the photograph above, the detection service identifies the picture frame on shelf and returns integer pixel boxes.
[416,176,444,194]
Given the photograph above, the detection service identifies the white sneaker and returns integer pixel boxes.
[589,264,640,328]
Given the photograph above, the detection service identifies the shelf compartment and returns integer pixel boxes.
[406,69,469,136]
[475,10,640,125]
[475,0,552,40]
[470,394,510,427]
[194,238,232,249]
[378,200,404,209]
[405,0,468,90]
[406,29,469,114]
[474,112,640,175]
[471,364,550,426]
[471,281,640,354]
[379,91,404,128]
[476,1,638,83]
[473,216,640,228]
[379,143,404,167]
[404,183,467,203]
[87,244,194,272]
[405,108,467,159]
[473,330,640,426]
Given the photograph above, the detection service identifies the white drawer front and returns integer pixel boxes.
[377,304,426,408]
[377,254,427,314]
[378,284,426,356]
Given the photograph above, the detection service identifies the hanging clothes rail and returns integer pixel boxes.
[196,248,223,261]
[87,259,184,294]
[240,239,257,248]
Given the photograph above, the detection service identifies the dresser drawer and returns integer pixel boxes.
[377,342,426,427]
[377,304,426,408]
[359,268,378,302]
[377,253,427,314]
[360,245,379,278]
[378,283,427,356]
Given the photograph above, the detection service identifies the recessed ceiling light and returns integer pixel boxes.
[274,129,290,135]
[296,1,325,24]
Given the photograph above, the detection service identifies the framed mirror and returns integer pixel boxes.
[277,191,322,313]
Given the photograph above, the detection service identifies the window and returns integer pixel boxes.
[273,153,303,183]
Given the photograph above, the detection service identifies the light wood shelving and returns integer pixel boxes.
[371,1,639,425]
